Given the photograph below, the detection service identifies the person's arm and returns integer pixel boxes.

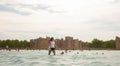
[48,40,50,45]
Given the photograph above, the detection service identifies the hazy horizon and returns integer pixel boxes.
[0,0,120,42]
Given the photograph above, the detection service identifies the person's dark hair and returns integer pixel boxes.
[50,37,54,41]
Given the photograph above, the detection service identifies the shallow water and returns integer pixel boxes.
[0,50,120,66]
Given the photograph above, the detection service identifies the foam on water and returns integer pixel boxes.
[0,50,120,66]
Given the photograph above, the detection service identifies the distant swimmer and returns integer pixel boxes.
[65,49,68,53]
[61,51,64,55]
[102,53,104,55]
[69,50,71,52]
[6,45,9,50]
[96,52,98,54]
[48,37,56,55]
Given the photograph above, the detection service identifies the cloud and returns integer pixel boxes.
[0,3,64,15]
[0,0,120,41]
[0,31,63,40]
[108,0,120,4]
[112,0,120,3]
[0,4,31,15]
[91,20,120,31]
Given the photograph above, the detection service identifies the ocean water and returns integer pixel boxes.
[0,50,120,66]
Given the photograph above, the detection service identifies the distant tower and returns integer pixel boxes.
[73,39,79,50]
[116,36,120,49]
[65,36,73,50]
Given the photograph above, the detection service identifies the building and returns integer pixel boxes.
[116,36,120,49]
[65,36,73,50]
[30,36,84,50]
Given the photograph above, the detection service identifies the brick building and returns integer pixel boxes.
[30,36,84,50]
[116,36,120,49]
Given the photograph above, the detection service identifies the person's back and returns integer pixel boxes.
[50,41,55,48]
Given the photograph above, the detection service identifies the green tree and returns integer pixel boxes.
[91,38,103,48]
[0,39,30,49]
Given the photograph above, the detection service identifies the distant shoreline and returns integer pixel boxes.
[0,48,119,51]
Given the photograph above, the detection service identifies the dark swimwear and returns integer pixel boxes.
[51,48,55,50]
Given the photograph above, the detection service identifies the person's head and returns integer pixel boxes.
[50,37,54,41]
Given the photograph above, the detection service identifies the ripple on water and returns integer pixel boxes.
[0,50,120,66]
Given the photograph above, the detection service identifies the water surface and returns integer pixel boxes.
[0,50,120,66]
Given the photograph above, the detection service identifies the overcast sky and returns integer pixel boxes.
[0,0,120,42]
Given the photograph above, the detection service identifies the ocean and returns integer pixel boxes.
[0,50,120,66]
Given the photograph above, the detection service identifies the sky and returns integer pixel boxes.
[0,0,120,42]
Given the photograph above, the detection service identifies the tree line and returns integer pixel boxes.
[0,38,116,49]
[84,38,116,49]
[0,39,30,49]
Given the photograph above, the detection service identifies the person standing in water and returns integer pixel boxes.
[48,37,56,55]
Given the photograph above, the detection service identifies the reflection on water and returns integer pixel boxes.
[0,50,120,66]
